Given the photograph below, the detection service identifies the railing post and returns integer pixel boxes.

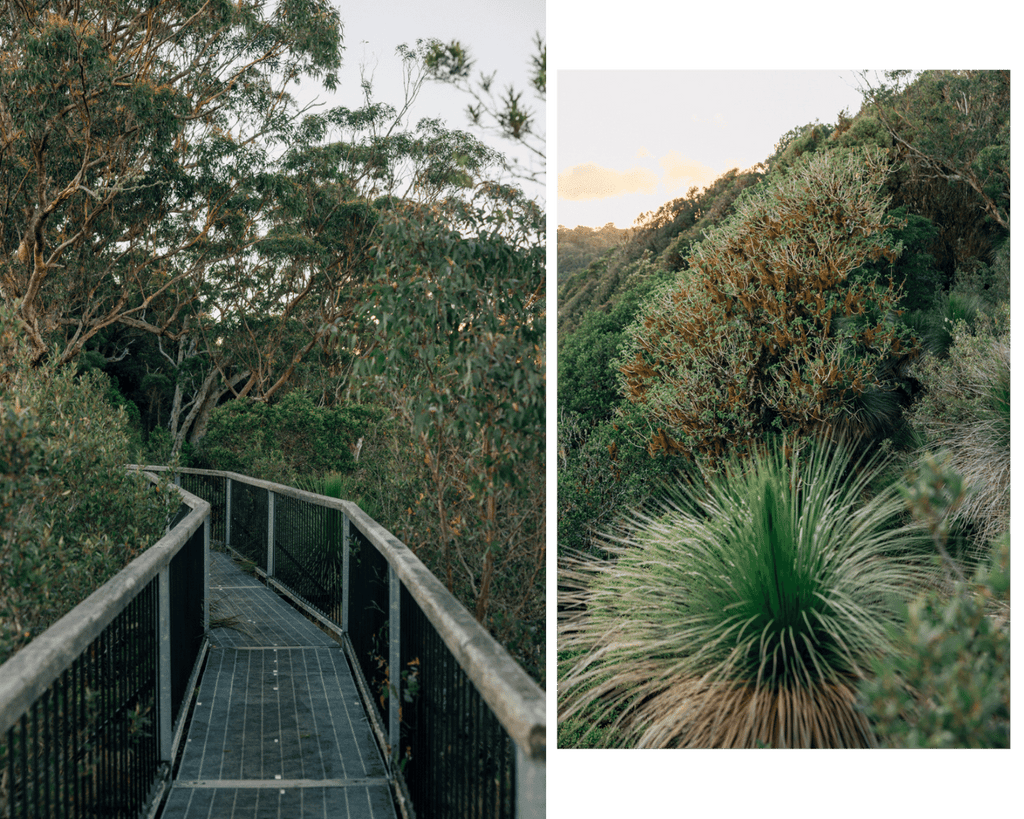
[342,513,351,634]
[388,564,400,770]
[225,477,233,547]
[516,745,546,819]
[157,566,173,763]
[267,490,276,577]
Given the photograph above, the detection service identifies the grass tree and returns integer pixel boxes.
[558,438,935,748]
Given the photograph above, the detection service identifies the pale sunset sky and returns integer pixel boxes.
[557,69,871,229]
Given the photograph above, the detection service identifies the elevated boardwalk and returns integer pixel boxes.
[161,552,395,818]
[0,468,543,819]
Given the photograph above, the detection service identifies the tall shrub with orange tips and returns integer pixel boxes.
[617,148,917,461]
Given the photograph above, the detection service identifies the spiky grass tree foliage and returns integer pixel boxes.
[617,148,915,461]
[909,315,1010,547]
[558,440,933,748]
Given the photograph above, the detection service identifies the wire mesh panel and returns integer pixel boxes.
[0,580,160,819]
[399,586,515,819]
[178,473,226,542]
[227,480,268,570]
[272,495,345,624]
[167,523,206,728]
[346,522,391,728]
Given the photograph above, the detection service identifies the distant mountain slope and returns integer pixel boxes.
[557,223,629,285]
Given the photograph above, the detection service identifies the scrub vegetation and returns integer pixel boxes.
[558,70,1009,747]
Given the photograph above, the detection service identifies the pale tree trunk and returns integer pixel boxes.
[169,368,250,457]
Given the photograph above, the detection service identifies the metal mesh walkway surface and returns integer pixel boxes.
[160,551,396,819]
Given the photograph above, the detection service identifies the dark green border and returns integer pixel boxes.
[544,3,1015,814]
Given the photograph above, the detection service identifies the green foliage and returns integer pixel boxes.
[1,307,176,665]
[192,390,383,484]
[0,0,344,366]
[618,148,915,461]
[865,208,941,313]
[631,168,765,271]
[861,70,1010,232]
[556,223,628,284]
[349,184,545,676]
[559,438,934,748]
[420,33,546,186]
[765,120,834,173]
[557,409,682,557]
[858,532,1009,748]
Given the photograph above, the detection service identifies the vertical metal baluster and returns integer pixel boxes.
[20,713,28,819]
[225,477,233,548]
[42,688,51,817]
[59,671,67,819]
[267,490,275,578]
[342,514,351,634]
[388,565,401,772]
[70,659,80,819]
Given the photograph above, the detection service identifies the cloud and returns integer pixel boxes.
[658,151,718,193]
[558,162,658,200]
[635,146,653,158]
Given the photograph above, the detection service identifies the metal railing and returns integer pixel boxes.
[0,476,210,819]
[163,467,545,819]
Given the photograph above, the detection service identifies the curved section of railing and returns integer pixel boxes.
[0,475,210,819]
[153,466,545,819]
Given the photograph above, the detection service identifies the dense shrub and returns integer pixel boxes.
[617,148,916,462]
[858,532,1009,748]
[191,390,383,483]
[1,307,177,665]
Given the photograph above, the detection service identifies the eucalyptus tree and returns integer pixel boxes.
[349,180,545,645]
[159,96,505,453]
[0,0,343,366]
[421,35,546,189]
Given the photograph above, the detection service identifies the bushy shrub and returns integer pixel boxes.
[559,438,934,748]
[617,148,916,462]
[1,307,177,665]
[191,390,383,482]
[557,408,682,557]
[858,532,1009,748]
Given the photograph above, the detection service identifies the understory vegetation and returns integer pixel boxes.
[0,2,545,684]
[558,70,1009,747]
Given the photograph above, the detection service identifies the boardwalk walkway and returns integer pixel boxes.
[160,551,396,819]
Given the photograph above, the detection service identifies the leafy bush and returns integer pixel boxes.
[617,148,916,462]
[558,438,934,748]
[557,408,682,557]
[1,307,177,665]
[858,532,1009,748]
[191,390,383,483]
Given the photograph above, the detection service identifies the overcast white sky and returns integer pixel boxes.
[296,1,545,202]
[557,69,870,228]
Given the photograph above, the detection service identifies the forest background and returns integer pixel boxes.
[550,5,1018,811]
[1,0,546,686]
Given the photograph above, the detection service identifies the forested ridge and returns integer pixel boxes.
[558,70,1009,748]
[1,1,545,684]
